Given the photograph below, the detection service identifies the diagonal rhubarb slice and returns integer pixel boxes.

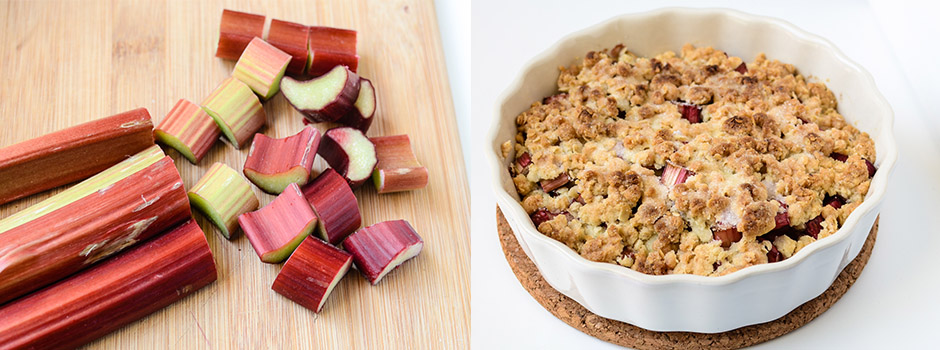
[216,9,265,60]
[243,126,320,194]
[233,37,292,100]
[267,19,310,76]
[202,77,267,148]
[188,162,260,239]
[370,134,428,194]
[281,65,360,123]
[272,236,352,313]
[306,26,358,76]
[0,108,154,205]
[318,126,377,188]
[155,99,221,164]
[239,183,317,263]
[0,220,217,349]
[301,168,362,245]
[0,145,191,304]
[336,78,376,132]
[343,220,423,285]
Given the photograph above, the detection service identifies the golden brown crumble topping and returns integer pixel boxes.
[507,44,876,276]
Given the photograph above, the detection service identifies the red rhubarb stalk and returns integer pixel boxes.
[281,65,361,123]
[677,103,702,123]
[661,162,691,187]
[307,26,358,76]
[774,201,790,229]
[243,126,320,194]
[0,220,217,349]
[343,220,423,285]
[713,228,742,248]
[155,99,221,164]
[335,78,376,132]
[371,134,429,194]
[540,173,570,192]
[301,169,362,245]
[232,37,292,100]
[239,183,318,263]
[0,108,154,205]
[272,236,352,313]
[0,146,190,305]
[517,152,532,168]
[318,126,377,188]
[216,9,265,60]
[267,19,310,76]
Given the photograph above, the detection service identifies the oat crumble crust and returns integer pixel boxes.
[505,44,876,276]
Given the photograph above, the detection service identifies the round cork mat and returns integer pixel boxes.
[496,207,878,350]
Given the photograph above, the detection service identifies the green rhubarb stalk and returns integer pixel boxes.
[201,77,266,148]
[188,162,259,239]
[233,37,291,100]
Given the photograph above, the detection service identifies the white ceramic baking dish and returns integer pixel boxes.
[487,7,897,333]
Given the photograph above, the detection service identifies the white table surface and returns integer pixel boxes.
[466,1,940,348]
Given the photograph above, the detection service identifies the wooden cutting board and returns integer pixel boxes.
[0,0,469,349]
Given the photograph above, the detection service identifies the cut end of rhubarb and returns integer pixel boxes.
[238,183,317,263]
[301,168,362,245]
[336,78,376,132]
[243,127,320,194]
[343,220,423,285]
[318,127,376,188]
[202,77,267,148]
[216,9,266,60]
[272,236,352,313]
[188,162,260,239]
[233,37,291,100]
[306,26,358,76]
[370,134,428,194]
[281,66,360,123]
[267,19,310,76]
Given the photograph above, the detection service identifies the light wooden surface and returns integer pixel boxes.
[0,1,469,349]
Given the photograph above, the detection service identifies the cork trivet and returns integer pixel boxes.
[497,207,878,350]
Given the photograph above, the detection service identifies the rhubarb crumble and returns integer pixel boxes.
[504,44,876,276]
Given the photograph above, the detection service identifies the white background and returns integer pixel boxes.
[464,1,940,349]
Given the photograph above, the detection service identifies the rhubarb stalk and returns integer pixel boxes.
[201,77,267,148]
[239,183,318,263]
[343,220,423,285]
[233,37,291,100]
[216,9,265,60]
[272,236,352,313]
[370,134,428,194]
[281,65,360,123]
[661,162,691,187]
[0,108,154,205]
[336,78,376,132]
[243,126,320,194]
[188,162,260,239]
[307,26,358,76]
[0,220,217,349]
[154,99,221,164]
[0,145,190,304]
[301,168,361,245]
[267,19,310,76]
[318,126,376,188]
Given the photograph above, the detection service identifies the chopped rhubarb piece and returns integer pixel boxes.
[865,159,877,178]
[805,215,824,239]
[243,126,320,194]
[0,146,190,304]
[774,201,790,230]
[335,78,377,132]
[767,245,783,263]
[824,194,846,209]
[661,162,691,187]
[301,169,362,245]
[188,162,260,239]
[239,183,318,263]
[0,108,154,205]
[232,37,291,100]
[735,62,748,74]
[272,236,352,313]
[216,9,265,60]
[530,208,559,227]
[307,26,358,76]
[540,173,570,192]
[155,99,221,163]
[517,152,532,168]
[713,228,742,248]
[281,65,360,123]
[0,220,217,349]
[370,134,429,194]
[677,103,702,123]
[343,220,424,285]
[202,77,267,148]
[542,93,568,104]
[318,127,377,188]
[830,152,848,162]
[574,195,586,205]
[266,19,310,76]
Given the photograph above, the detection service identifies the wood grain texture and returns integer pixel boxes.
[0,1,469,349]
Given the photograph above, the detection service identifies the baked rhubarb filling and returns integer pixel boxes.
[504,44,876,276]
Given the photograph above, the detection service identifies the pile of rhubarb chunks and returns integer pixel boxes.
[0,9,427,349]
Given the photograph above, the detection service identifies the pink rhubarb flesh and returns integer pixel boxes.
[267,19,310,76]
[0,108,154,205]
[318,126,377,188]
[0,220,217,349]
[272,236,352,313]
[306,26,358,76]
[281,65,360,123]
[343,220,423,285]
[232,37,292,100]
[661,162,691,187]
[371,134,429,194]
[155,99,221,163]
[243,126,320,194]
[300,168,362,245]
[239,183,318,263]
[216,9,265,60]
[201,77,267,148]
